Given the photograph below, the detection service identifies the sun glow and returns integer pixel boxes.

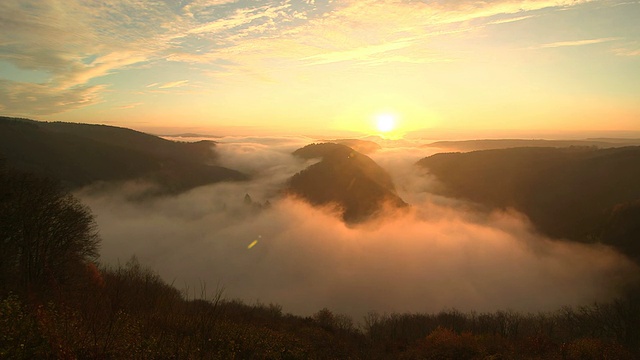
[376,113,397,133]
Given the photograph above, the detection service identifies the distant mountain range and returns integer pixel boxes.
[287,143,407,223]
[425,138,640,152]
[0,116,247,193]
[418,146,640,260]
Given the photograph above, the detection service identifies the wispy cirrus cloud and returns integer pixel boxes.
[535,37,620,49]
[245,0,598,67]
[302,39,418,66]
[186,4,290,36]
[0,0,618,116]
[614,48,640,56]
[0,0,175,114]
[488,15,537,25]
[117,102,143,110]
[0,79,104,115]
[612,42,640,56]
[158,80,190,89]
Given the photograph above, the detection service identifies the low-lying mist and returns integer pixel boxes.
[77,137,639,319]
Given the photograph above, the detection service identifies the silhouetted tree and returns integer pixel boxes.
[0,163,99,294]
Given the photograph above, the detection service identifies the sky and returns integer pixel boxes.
[1,0,639,137]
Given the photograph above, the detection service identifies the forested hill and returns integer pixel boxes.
[425,138,640,152]
[288,143,407,223]
[0,116,247,193]
[417,146,640,260]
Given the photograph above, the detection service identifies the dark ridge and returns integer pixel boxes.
[417,146,640,258]
[322,138,382,154]
[600,200,640,262]
[0,116,247,193]
[425,139,640,152]
[288,143,407,223]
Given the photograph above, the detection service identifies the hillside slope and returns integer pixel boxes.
[417,146,640,258]
[425,139,640,152]
[0,116,247,193]
[288,143,407,222]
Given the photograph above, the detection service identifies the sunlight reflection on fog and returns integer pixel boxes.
[77,137,639,319]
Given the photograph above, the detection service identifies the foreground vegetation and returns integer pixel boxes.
[2,161,640,359]
[3,266,639,359]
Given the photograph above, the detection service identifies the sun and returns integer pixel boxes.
[376,113,396,133]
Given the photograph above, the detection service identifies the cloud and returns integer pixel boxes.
[184,0,240,16]
[488,15,537,25]
[302,39,418,66]
[186,5,285,35]
[117,102,143,110]
[612,43,640,56]
[158,80,190,89]
[186,0,598,70]
[212,137,317,189]
[0,0,172,115]
[1,0,608,116]
[76,138,639,320]
[0,79,104,115]
[535,37,620,49]
[1,0,600,107]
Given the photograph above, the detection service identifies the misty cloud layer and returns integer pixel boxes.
[77,137,639,319]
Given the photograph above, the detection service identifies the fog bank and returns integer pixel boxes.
[77,138,639,319]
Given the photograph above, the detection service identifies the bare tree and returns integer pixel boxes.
[0,163,100,294]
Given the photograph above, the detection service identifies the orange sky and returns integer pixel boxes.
[1,0,639,137]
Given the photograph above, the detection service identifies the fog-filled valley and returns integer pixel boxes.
[78,135,638,318]
[3,116,640,358]
[3,0,640,356]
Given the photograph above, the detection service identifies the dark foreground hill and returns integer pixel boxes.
[418,146,640,259]
[287,143,407,223]
[0,116,247,193]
